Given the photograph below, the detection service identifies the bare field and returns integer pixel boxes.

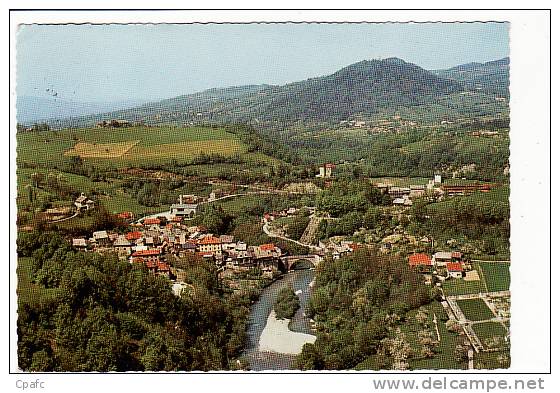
[65,140,140,158]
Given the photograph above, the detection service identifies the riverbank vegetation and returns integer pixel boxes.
[295,248,436,370]
[273,287,300,320]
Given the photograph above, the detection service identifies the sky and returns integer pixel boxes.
[16,22,509,103]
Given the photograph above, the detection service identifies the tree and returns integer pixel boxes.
[295,343,324,370]
[273,287,300,320]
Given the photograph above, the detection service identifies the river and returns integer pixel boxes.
[241,268,316,370]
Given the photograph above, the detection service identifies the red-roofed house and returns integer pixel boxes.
[259,243,276,251]
[451,251,463,260]
[408,253,433,273]
[156,261,171,278]
[408,253,432,266]
[143,218,161,226]
[198,236,222,255]
[117,211,135,220]
[126,231,143,241]
[446,262,464,279]
[132,249,161,257]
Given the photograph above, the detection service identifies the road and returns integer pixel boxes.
[262,221,323,253]
[136,188,312,224]
[49,210,80,223]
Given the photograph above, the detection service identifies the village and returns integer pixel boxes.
[67,173,491,300]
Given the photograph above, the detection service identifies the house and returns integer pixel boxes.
[253,243,282,270]
[235,250,253,266]
[143,217,161,226]
[446,262,464,279]
[74,193,95,211]
[451,251,463,260]
[117,211,135,220]
[440,183,495,196]
[287,207,298,215]
[126,231,143,242]
[96,119,131,128]
[408,253,433,273]
[198,236,222,256]
[72,238,88,249]
[393,196,413,206]
[389,187,411,198]
[170,203,198,218]
[113,236,132,258]
[181,242,197,254]
[178,194,199,204]
[92,230,109,245]
[433,251,453,266]
[131,249,162,258]
[156,261,172,278]
[409,185,426,198]
[219,235,236,251]
[172,282,189,297]
[316,163,335,178]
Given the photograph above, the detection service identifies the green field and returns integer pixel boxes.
[472,322,509,350]
[17,125,246,168]
[16,125,287,228]
[16,125,277,172]
[16,166,161,221]
[17,257,62,308]
[370,176,431,187]
[456,298,495,321]
[427,185,510,215]
[478,262,510,292]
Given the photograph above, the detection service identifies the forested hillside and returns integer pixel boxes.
[17,232,250,371]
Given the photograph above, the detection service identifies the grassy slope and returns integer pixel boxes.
[17,125,246,168]
[17,257,62,308]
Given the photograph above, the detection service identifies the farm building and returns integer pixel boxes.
[408,253,433,273]
[433,251,462,266]
[92,230,109,244]
[74,193,95,211]
[446,262,464,279]
[170,203,198,218]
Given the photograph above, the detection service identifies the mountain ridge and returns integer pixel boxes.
[27,57,509,129]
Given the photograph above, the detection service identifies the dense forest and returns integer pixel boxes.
[17,231,250,371]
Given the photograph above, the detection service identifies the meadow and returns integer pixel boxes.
[472,322,509,350]
[456,298,495,321]
[478,262,510,292]
[17,125,246,168]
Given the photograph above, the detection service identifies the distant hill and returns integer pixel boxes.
[17,96,149,125]
[46,57,469,129]
[431,57,509,97]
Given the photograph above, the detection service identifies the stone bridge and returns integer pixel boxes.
[280,254,323,271]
